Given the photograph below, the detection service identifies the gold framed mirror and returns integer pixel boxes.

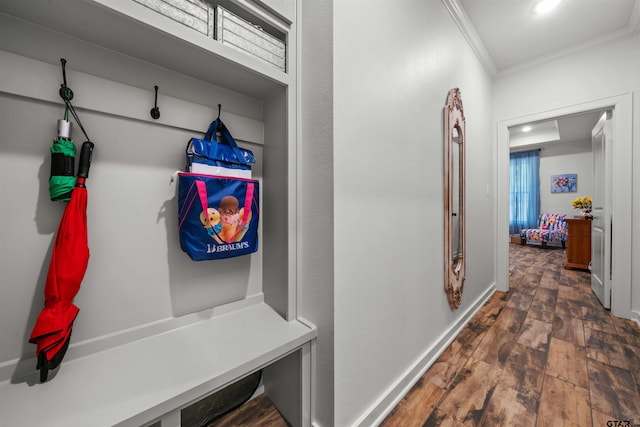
[444,88,465,309]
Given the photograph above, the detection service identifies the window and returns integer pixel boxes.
[509,150,540,234]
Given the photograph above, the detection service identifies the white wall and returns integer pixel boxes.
[333,1,495,425]
[494,34,640,319]
[0,21,266,381]
[299,2,335,426]
[539,144,593,216]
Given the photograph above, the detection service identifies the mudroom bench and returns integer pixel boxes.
[0,303,316,426]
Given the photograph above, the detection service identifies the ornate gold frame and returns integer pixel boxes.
[444,88,465,309]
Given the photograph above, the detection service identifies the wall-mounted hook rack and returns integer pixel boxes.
[216,103,222,132]
[150,85,160,119]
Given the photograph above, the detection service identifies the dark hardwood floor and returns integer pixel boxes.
[382,243,640,427]
[202,244,639,426]
[207,394,288,427]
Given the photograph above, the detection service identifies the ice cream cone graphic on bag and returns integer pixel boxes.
[219,195,252,242]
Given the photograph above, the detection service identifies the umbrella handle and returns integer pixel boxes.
[77,141,94,180]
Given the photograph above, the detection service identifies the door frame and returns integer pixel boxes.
[495,93,633,319]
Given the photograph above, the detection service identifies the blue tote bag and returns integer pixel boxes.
[186,118,255,178]
[178,172,259,261]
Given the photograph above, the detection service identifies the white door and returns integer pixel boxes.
[591,111,612,309]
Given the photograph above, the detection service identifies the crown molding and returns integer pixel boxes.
[496,16,640,77]
[444,0,640,79]
[441,0,497,77]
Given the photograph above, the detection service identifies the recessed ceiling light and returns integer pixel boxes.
[535,0,562,14]
[522,125,532,132]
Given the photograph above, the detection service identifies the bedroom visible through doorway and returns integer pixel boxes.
[496,93,633,320]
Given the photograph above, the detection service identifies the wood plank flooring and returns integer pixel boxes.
[207,394,288,427]
[382,243,640,427]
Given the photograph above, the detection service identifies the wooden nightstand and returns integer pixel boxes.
[564,218,592,270]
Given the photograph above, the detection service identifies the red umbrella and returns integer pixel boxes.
[29,141,94,382]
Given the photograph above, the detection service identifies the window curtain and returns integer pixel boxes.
[509,150,540,235]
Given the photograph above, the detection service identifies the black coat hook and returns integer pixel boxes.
[150,85,160,119]
[59,58,73,102]
[216,104,222,132]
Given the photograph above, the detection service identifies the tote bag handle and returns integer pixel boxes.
[203,119,249,167]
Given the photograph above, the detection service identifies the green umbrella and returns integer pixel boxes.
[49,107,76,202]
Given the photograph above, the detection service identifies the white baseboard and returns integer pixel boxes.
[355,283,497,427]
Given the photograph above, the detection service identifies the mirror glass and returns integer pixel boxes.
[451,126,460,263]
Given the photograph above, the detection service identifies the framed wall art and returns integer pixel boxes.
[550,173,577,193]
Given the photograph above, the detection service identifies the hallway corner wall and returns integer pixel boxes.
[299,1,335,426]
[332,1,495,425]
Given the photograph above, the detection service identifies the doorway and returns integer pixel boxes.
[495,93,633,320]
[507,110,603,298]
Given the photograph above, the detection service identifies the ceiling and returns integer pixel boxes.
[508,111,604,152]
[446,0,639,150]
[450,0,640,76]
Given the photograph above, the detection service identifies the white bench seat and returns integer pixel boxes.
[0,303,316,427]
